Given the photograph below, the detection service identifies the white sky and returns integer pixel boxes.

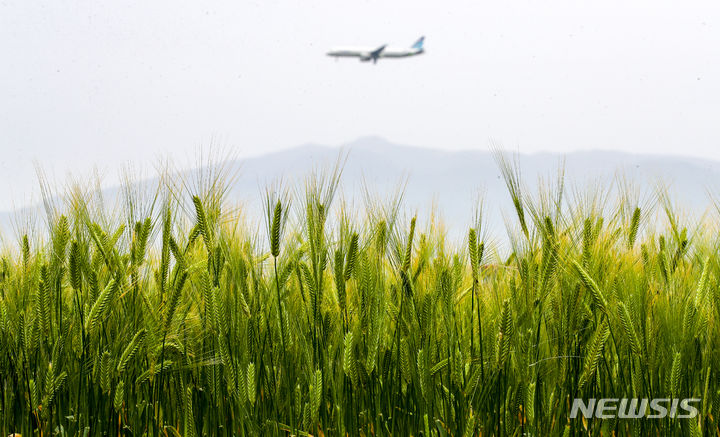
[1,0,719,211]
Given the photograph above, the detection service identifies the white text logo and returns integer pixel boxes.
[570,398,700,419]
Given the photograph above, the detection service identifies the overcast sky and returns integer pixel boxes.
[1,0,719,211]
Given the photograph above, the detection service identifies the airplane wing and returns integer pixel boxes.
[367,45,387,63]
[370,44,387,59]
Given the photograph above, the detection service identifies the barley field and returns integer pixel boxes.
[0,155,718,436]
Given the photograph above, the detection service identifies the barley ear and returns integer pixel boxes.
[271,200,282,257]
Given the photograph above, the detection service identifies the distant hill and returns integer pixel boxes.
[3,136,720,244]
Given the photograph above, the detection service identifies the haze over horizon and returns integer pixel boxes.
[4,135,720,214]
[4,137,720,247]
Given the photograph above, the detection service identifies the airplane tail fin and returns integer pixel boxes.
[411,36,425,50]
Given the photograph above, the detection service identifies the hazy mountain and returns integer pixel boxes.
[219,136,720,238]
[3,136,720,244]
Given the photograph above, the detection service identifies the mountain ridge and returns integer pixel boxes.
[2,137,720,241]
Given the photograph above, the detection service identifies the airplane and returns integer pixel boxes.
[326,36,425,64]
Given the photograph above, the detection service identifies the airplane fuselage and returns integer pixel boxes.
[327,46,423,60]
